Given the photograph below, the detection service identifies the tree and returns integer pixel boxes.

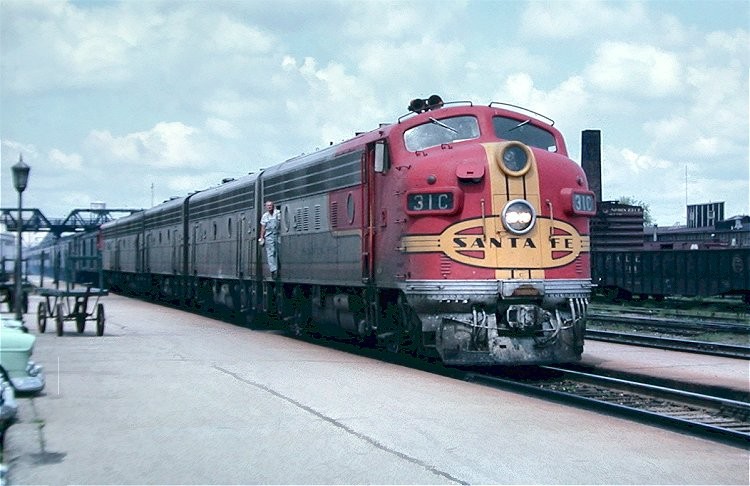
[618,196,655,226]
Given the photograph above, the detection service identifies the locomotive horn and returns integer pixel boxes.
[408,98,427,113]
[427,94,444,110]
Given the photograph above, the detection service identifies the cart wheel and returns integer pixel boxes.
[96,303,105,336]
[37,301,48,333]
[76,315,85,334]
[56,303,64,336]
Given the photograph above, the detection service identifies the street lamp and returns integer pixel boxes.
[12,154,30,322]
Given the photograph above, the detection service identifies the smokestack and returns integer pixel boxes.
[581,130,602,203]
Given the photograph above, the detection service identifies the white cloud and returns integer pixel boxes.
[86,130,139,161]
[1,1,281,95]
[343,5,421,40]
[167,174,220,194]
[85,122,205,169]
[357,36,466,84]
[1,0,160,93]
[520,0,649,39]
[494,73,590,143]
[212,15,274,53]
[298,59,359,103]
[600,145,686,225]
[342,1,467,40]
[278,56,384,146]
[637,27,747,162]
[705,29,749,54]
[619,148,673,172]
[690,137,720,156]
[659,14,689,45]
[205,118,240,139]
[281,55,296,70]
[1,140,39,162]
[643,116,689,140]
[59,191,96,209]
[202,90,263,119]
[48,149,83,171]
[585,42,682,97]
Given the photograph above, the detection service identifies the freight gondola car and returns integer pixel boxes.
[591,248,750,303]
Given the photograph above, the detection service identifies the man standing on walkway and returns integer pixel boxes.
[259,200,280,279]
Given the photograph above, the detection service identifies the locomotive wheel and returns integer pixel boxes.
[76,315,86,333]
[242,307,258,329]
[398,297,422,356]
[289,287,311,337]
[56,303,64,336]
[379,302,408,354]
[379,297,422,356]
[96,303,105,336]
[37,301,48,333]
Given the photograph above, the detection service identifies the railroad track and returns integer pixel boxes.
[585,329,750,359]
[464,367,750,448]
[585,310,749,358]
[587,311,750,334]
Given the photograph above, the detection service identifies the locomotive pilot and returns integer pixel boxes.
[259,200,280,278]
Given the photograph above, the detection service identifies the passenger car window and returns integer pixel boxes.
[493,116,557,152]
[404,116,479,152]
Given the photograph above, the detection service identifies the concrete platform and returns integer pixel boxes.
[2,294,748,485]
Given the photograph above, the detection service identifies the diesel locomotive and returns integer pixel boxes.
[98,96,596,366]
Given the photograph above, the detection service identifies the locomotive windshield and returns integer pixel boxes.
[404,115,479,152]
[493,116,557,152]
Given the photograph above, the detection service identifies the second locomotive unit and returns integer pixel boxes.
[101,96,596,366]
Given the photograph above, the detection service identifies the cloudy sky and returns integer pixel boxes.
[1,0,748,230]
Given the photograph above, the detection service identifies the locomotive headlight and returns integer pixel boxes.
[503,146,527,171]
[502,199,536,234]
[496,142,532,176]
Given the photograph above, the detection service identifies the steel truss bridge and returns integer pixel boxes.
[0,208,141,237]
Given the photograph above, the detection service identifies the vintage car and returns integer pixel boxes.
[0,367,18,434]
[1,316,45,440]
[1,372,16,436]
[0,317,44,394]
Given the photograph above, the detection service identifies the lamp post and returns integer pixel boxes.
[12,154,30,322]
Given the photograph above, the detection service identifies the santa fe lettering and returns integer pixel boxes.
[549,237,574,249]
[453,237,537,249]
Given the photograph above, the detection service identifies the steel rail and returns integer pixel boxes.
[464,367,750,448]
[585,329,750,359]
[587,311,750,334]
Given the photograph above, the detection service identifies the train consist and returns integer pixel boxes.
[29,97,598,366]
